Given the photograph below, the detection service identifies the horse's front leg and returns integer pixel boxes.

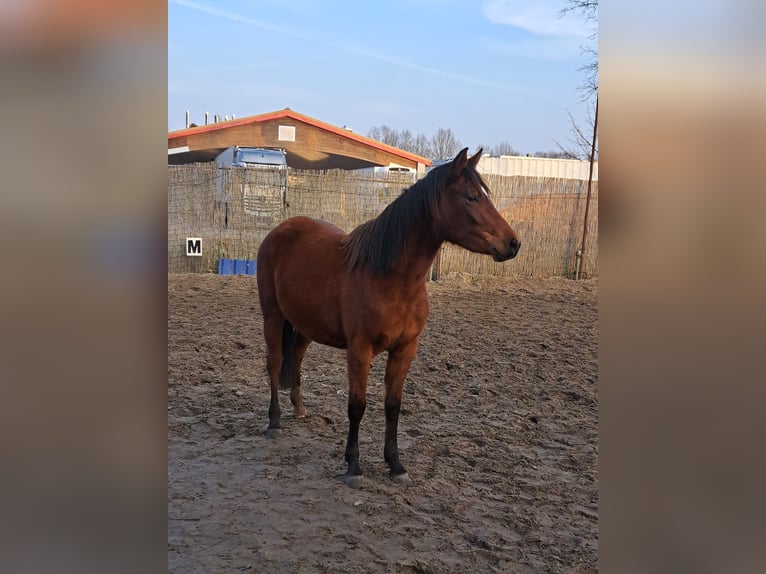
[383,340,418,482]
[344,344,372,479]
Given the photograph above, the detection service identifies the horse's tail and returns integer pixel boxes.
[279,319,298,390]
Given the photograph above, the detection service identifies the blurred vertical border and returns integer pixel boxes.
[601,0,766,572]
[0,1,167,572]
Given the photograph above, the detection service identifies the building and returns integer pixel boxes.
[476,155,598,181]
[168,108,431,173]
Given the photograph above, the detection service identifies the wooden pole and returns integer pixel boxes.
[576,97,598,280]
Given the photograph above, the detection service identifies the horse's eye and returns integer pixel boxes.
[466,193,478,203]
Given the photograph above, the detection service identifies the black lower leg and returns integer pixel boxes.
[384,399,406,476]
[345,399,366,475]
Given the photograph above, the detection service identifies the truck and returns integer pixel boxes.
[215,146,288,217]
[215,146,288,170]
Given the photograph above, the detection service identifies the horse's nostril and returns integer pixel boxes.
[510,238,520,253]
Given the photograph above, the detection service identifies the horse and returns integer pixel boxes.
[256,147,520,484]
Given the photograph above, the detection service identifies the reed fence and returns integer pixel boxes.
[168,164,597,278]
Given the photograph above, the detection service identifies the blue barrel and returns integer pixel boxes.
[233,259,248,275]
[218,258,235,275]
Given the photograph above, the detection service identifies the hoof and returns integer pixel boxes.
[263,425,282,439]
[390,472,412,485]
[342,474,365,489]
[293,408,308,419]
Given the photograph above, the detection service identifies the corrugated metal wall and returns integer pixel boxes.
[477,156,598,181]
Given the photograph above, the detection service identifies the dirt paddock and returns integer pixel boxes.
[168,273,598,573]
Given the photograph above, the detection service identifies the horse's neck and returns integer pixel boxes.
[391,219,443,284]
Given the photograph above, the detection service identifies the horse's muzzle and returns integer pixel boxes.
[492,237,521,261]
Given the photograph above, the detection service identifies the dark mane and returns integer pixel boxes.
[342,163,452,274]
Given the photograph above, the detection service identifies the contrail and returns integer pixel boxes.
[170,0,527,93]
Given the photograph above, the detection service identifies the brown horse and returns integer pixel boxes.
[256,148,519,484]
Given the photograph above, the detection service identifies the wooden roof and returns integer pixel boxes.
[168,108,431,170]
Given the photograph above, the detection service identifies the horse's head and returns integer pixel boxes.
[435,148,520,261]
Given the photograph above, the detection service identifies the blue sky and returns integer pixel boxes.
[168,0,595,155]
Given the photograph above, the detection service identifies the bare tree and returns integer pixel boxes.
[398,129,414,153]
[367,125,400,147]
[367,126,382,141]
[379,125,400,148]
[411,133,433,159]
[560,0,598,100]
[431,127,461,160]
[553,103,598,160]
[368,125,457,159]
[489,141,519,156]
[533,150,573,159]
[556,0,598,159]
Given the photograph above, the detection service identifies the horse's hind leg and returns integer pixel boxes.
[263,314,285,434]
[289,333,311,418]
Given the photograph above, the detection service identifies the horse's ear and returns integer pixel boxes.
[450,147,470,178]
[467,148,483,169]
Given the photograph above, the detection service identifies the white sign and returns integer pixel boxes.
[278,125,296,141]
[186,238,202,256]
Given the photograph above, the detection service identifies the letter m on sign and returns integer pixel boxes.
[186,238,202,256]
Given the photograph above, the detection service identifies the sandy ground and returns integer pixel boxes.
[168,273,598,573]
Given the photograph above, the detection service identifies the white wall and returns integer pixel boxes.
[477,155,598,181]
